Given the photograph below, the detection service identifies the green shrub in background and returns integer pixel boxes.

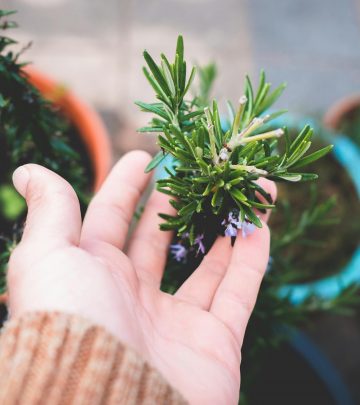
[0,10,92,293]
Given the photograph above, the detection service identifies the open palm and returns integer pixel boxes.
[9,151,275,405]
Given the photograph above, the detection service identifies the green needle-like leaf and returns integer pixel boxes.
[143,50,171,96]
[291,145,333,169]
[145,151,167,173]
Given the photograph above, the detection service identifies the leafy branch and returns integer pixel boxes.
[137,36,333,255]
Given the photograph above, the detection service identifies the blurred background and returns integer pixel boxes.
[1,0,360,403]
[3,0,360,159]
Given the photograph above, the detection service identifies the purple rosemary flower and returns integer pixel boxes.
[170,243,188,263]
[194,234,205,255]
[222,210,256,239]
[228,211,239,225]
[239,219,256,238]
[222,212,239,237]
[224,223,238,237]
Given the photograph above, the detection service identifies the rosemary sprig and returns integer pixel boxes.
[137,35,333,254]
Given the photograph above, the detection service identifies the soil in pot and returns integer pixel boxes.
[269,138,360,283]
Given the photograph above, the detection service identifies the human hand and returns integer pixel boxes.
[8,151,276,404]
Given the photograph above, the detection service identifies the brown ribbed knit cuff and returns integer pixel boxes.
[0,312,187,405]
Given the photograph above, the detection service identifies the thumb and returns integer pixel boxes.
[12,164,82,251]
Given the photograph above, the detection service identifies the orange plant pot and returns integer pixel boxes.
[324,94,360,132]
[23,66,113,192]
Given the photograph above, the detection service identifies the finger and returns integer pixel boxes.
[127,190,175,287]
[255,178,277,222]
[173,179,275,309]
[210,220,270,346]
[12,164,82,251]
[175,236,232,309]
[80,151,151,249]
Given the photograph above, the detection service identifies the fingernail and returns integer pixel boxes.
[12,166,30,197]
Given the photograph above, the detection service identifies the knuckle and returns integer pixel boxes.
[133,233,165,254]
[98,199,131,228]
[121,180,142,202]
[223,288,254,315]
[27,171,78,207]
[202,257,225,278]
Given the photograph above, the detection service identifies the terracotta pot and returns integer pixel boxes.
[23,66,113,191]
[324,94,360,132]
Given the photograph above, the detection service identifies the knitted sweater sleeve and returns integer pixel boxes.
[0,312,187,405]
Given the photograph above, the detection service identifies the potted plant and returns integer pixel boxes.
[135,36,360,402]
[1,10,358,400]
[0,10,112,299]
[265,116,360,305]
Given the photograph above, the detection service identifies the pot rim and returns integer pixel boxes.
[23,65,113,192]
[324,94,360,131]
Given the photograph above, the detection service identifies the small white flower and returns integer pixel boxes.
[219,148,229,161]
[239,95,248,104]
